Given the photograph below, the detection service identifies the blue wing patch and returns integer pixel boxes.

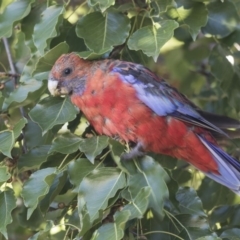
[112,62,227,137]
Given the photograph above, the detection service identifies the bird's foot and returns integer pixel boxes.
[121,142,145,161]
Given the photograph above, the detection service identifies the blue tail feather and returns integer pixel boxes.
[198,135,240,195]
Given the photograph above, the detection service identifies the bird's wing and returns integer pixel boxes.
[111,61,228,137]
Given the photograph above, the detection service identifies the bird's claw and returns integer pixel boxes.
[120,142,145,161]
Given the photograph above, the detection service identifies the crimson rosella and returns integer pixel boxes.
[48,53,240,194]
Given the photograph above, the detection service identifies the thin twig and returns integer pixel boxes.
[3,37,27,153]
[2,38,17,85]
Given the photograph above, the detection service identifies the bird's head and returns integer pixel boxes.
[48,53,89,96]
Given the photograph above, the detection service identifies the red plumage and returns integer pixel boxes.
[71,69,217,173]
[48,53,240,194]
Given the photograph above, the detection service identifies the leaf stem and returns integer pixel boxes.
[100,149,110,160]
[58,154,70,170]
[143,230,185,240]
[164,209,192,240]
[63,226,71,240]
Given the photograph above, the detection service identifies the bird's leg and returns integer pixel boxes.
[121,142,145,161]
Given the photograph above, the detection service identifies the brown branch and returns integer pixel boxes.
[2,37,27,153]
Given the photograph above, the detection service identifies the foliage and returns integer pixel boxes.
[0,0,240,239]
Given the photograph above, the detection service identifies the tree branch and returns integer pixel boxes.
[3,37,27,153]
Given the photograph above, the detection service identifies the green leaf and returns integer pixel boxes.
[220,228,240,239]
[76,49,110,60]
[88,0,115,12]
[18,206,45,230]
[24,121,47,149]
[121,47,154,66]
[18,145,51,172]
[28,221,54,240]
[167,0,208,40]
[0,188,17,239]
[40,170,68,214]
[14,31,31,69]
[79,136,109,163]
[176,187,206,217]
[32,42,69,81]
[19,54,40,82]
[22,167,57,219]
[2,79,42,111]
[68,158,103,193]
[21,2,46,53]
[29,96,78,134]
[49,133,82,154]
[175,214,213,239]
[33,5,65,55]
[151,0,174,15]
[122,187,151,220]
[0,118,27,157]
[128,156,169,218]
[91,210,130,240]
[76,11,130,53]
[0,166,11,186]
[0,0,32,38]
[78,168,126,223]
[128,20,178,61]
[65,208,81,231]
[196,237,221,240]
[202,0,240,38]
[209,45,234,83]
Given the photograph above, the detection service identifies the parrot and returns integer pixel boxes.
[48,52,240,194]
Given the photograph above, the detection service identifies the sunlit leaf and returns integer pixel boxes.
[0,0,32,38]
[167,0,207,40]
[76,49,110,60]
[88,0,115,12]
[76,11,130,53]
[128,20,178,61]
[151,0,174,15]
[33,5,65,55]
[28,221,54,240]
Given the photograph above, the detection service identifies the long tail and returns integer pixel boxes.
[198,110,240,140]
[198,135,240,194]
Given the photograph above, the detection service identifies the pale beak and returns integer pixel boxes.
[48,79,69,96]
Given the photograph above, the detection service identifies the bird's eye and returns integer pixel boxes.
[63,68,72,76]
